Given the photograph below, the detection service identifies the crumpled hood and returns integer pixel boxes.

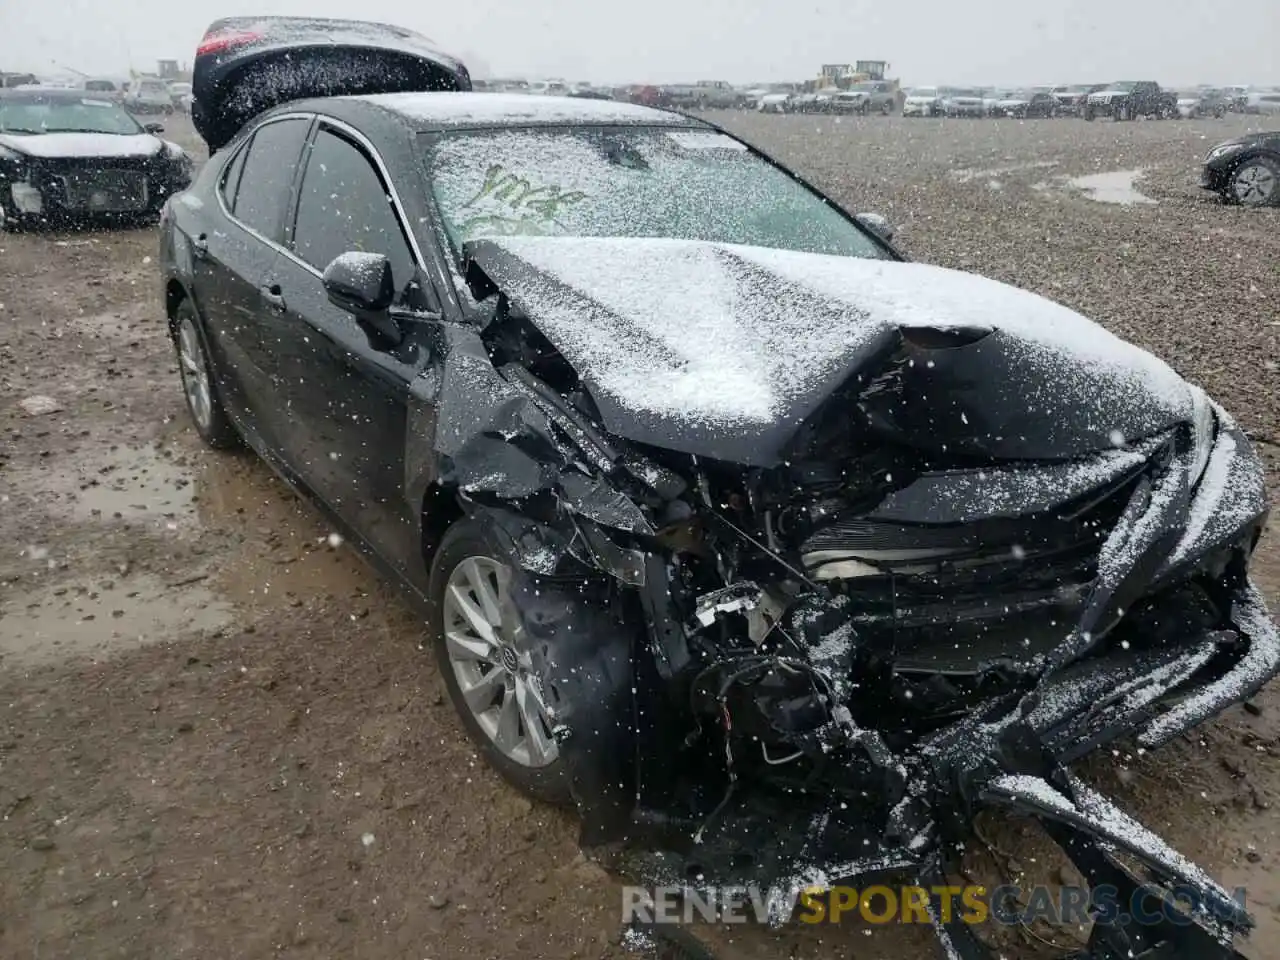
[0,132,162,159]
[466,236,1192,467]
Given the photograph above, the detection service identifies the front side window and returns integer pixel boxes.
[0,96,141,135]
[291,127,415,298]
[231,117,310,242]
[423,126,887,260]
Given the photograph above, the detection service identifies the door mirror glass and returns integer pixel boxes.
[144,122,165,134]
[855,211,895,243]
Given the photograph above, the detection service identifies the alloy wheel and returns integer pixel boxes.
[1231,162,1276,206]
[442,555,559,768]
[176,314,213,431]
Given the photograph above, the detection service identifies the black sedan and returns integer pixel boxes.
[161,22,1275,959]
[994,90,1059,118]
[0,87,192,226]
[1200,131,1280,206]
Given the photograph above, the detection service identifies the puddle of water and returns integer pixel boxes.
[6,442,198,528]
[1067,169,1157,206]
[207,480,381,610]
[0,571,233,667]
[950,160,1057,183]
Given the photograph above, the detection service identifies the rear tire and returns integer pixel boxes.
[173,299,239,449]
[429,518,571,803]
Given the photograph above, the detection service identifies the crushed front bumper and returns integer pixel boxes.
[618,577,1278,959]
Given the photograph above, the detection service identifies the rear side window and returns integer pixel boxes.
[291,127,415,298]
[231,117,310,243]
[220,142,248,208]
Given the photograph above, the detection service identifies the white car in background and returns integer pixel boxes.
[168,81,193,113]
[902,86,942,116]
[939,87,986,117]
[1244,91,1280,115]
[528,79,570,96]
[757,92,792,113]
[124,77,174,114]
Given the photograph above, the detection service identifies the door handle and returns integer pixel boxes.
[192,232,208,259]
[259,284,287,313]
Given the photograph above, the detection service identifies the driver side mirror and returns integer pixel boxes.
[144,122,165,134]
[856,212,895,243]
[322,252,402,347]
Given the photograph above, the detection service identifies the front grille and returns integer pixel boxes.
[801,465,1147,673]
[59,170,148,212]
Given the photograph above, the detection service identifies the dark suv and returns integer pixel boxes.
[1084,81,1177,120]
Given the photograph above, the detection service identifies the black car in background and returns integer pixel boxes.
[0,87,191,227]
[995,89,1059,118]
[1200,131,1280,206]
[1051,83,1106,115]
[1084,80,1177,120]
[158,18,1275,960]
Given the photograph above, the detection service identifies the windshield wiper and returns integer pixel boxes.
[0,127,43,134]
[42,128,123,134]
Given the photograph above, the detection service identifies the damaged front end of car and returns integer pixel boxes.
[432,241,1276,960]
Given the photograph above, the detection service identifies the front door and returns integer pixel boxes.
[265,122,440,574]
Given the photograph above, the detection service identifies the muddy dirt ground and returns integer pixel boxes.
[1,112,1277,960]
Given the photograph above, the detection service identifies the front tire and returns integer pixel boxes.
[1228,156,1280,207]
[429,518,571,803]
[173,300,239,449]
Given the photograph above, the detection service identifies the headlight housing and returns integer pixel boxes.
[1188,386,1216,487]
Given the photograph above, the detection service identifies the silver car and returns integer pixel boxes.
[125,78,175,115]
[939,87,986,117]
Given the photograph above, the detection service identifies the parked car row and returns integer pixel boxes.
[0,73,193,114]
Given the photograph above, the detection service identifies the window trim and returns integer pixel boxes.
[286,119,423,283]
[215,112,316,256]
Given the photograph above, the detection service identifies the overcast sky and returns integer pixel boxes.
[2,0,1276,87]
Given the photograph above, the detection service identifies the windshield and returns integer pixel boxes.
[950,88,983,98]
[908,87,938,97]
[1109,82,1139,92]
[424,126,886,260]
[0,96,142,135]
[848,82,878,92]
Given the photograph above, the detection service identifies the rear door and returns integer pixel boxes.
[197,114,311,450]
[266,119,438,573]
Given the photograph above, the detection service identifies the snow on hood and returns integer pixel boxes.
[0,132,161,159]
[469,236,1192,465]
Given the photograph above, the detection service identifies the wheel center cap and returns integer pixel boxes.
[500,646,519,674]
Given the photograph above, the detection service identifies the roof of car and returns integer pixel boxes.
[0,87,108,100]
[339,92,702,130]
